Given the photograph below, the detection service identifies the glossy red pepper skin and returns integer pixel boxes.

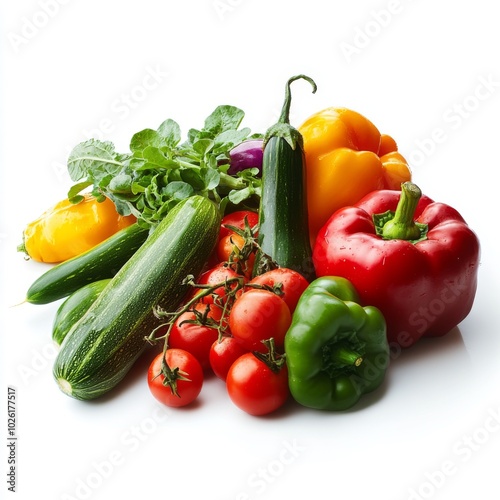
[312,188,480,348]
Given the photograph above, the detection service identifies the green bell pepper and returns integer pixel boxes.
[284,276,389,411]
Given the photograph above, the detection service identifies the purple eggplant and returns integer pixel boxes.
[227,139,264,176]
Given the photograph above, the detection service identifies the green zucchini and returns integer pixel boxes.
[52,279,111,346]
[53,195,220,400]
[254,75,317,282]
[26,223,149,304]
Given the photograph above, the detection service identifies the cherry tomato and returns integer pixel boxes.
[209,336,249,381]
[226,352,289,416]
[248,268,309,313]
[219,210,259,241]
[216,233,256,278]
[191,263,246,305]
[168,303,223,370]
[217,233,244,262]
[228,289,292,353]
[147,349,203,408]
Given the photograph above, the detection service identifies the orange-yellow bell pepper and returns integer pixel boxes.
[298,107,412,242]
[20,194,136,263]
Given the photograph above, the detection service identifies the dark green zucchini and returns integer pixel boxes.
[52,279,111,346]
[53,195,220,400]
[254,75,317,282]
[26,223,149,304]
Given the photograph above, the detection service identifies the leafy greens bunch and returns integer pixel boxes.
[67,105,262,228]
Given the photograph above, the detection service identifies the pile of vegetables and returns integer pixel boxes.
[19,75,480,416]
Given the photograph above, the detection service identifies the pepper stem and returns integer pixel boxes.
[381,182,422,241]
[330,346,363,367]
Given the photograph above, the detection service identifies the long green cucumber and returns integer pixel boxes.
[254,76,317,282]
[26,223,149,304]
[53,195,220,400]
[52,279,111,346]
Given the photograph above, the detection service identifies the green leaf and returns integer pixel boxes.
[206,154,218,170]
[97,174,113,189]
[142,147,179,169]
[192,139,214,156]
[90,190,107,202]
[157,119,181,147]
[186,128,201,144]
[213,128,251,149]
[142,147,168,166]
[228,186,253,205]
[68,194,85,204]
[108,173,132,193]
[200,168,220,190]
[238,167,261,180]
[165,169,182,183]
[180,169,205,191]
[129,157,148,170]
[164,181,194,200]
[130,129,162,153]
[203,105,245,135]
[131,182,146,194]
[131,120,181,154]
[67,139,123,181]
[67,181,92,200]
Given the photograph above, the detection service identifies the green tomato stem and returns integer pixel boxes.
[253,338,286,373]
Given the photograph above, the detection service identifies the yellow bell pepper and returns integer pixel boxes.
[298,107,412,243]
[20,194,136,263]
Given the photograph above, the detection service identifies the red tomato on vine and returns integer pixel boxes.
[147,349,203,408]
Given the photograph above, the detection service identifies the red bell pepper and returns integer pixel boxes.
[312,182,480,348]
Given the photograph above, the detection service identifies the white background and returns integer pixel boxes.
[1,1,499,499]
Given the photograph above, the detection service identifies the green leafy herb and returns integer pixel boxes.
[67,105,262,228]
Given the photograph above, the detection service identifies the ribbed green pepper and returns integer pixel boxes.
[284,276,389,411]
